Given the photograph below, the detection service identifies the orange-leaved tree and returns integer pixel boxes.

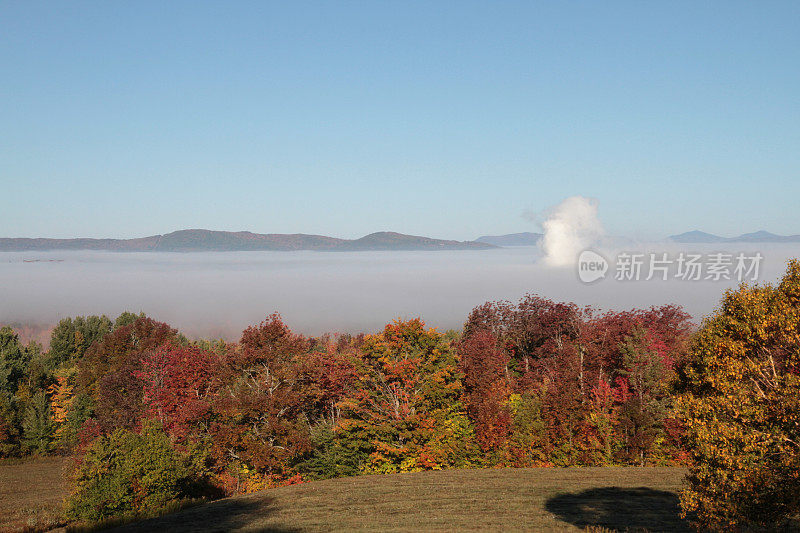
[677,259,800,530]
[338,319,480,473]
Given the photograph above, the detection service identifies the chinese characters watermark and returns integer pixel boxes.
[577,250,763,284]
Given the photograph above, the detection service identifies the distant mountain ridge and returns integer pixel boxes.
[476,232,543,246]
[474,229,800,246]
[0,229,495,252]
[669,230,800,243]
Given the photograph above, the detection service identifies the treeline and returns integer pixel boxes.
[0,298,693,522]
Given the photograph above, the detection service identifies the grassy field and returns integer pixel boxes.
[108,467,690,533]
[0,459,689,532]
[0,456,69,532]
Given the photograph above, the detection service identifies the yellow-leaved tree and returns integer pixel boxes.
[678,260,800,530]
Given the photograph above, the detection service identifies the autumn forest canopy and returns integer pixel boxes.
[3,260,800,530]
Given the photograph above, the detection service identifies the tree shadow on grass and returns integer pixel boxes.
[545,486,691,532]
[109,495,301,533]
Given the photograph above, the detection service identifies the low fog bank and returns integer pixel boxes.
[1,244,799,340]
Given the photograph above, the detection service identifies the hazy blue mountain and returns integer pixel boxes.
[669,230,800,243]
[733,230,800,243]
[335,231,494,251]
[476,232,543,246]
[668,230,728,243]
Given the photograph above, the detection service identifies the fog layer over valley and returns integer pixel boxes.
[2,243,799,340]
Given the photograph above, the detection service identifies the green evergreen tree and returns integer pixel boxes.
[21,390,53,455]
[0,326,30,394]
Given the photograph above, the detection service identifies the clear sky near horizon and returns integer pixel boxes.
[2,1,798,241]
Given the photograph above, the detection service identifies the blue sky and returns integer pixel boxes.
[2,1,798,240]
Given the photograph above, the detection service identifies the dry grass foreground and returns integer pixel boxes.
[107,467,689,533]
[0,456,69,532]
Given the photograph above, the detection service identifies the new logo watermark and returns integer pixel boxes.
[577,250,763,284]
[577,250,609,283]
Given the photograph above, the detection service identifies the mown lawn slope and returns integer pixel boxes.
[0,456,69,532]
[111,467,689,533]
